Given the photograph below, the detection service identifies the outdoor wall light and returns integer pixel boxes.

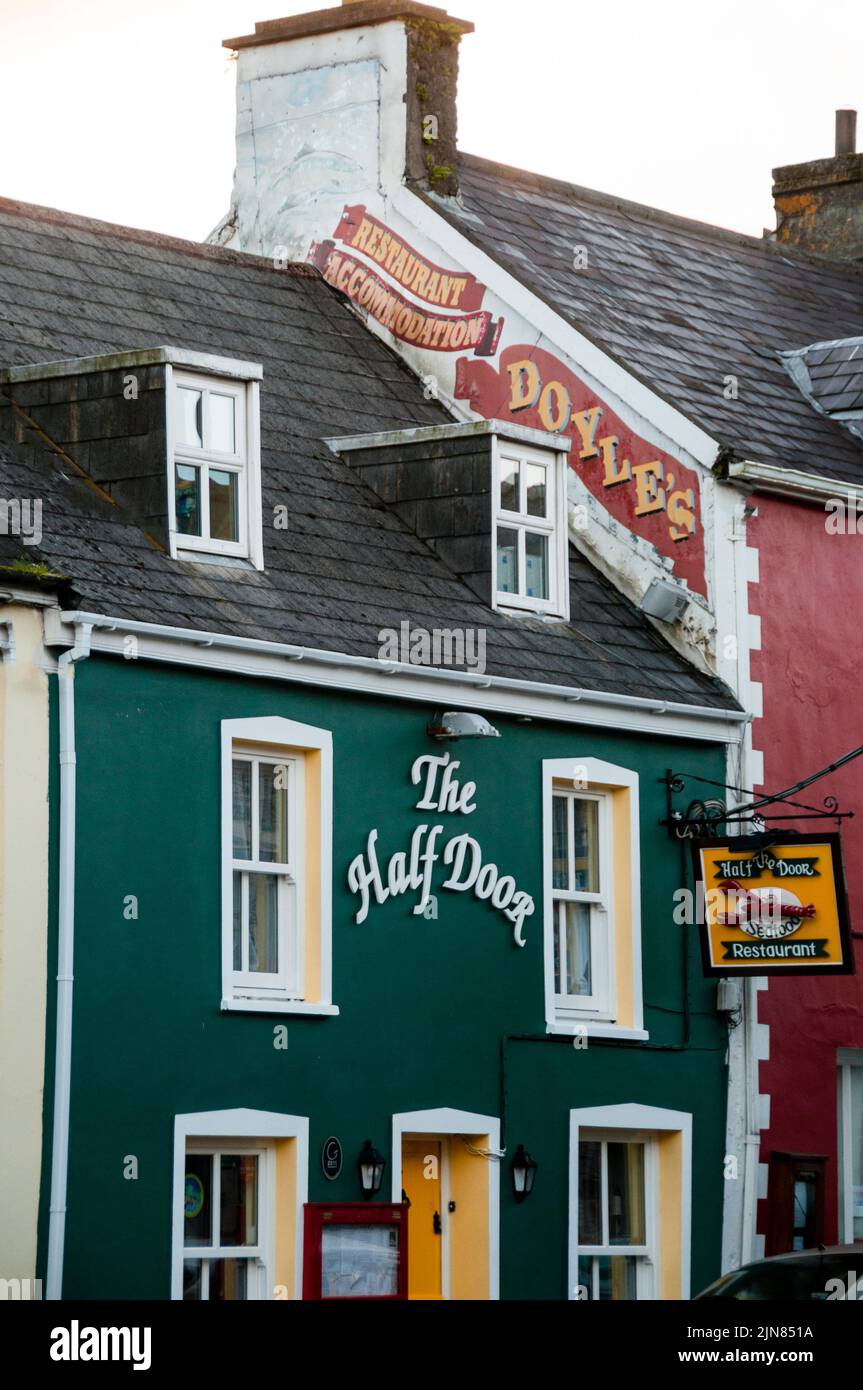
[427,711,501,740]
[357,1140,386,1199]
[511,1144,538,1201]
[639,578,690,624]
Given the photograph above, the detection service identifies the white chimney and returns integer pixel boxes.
[212,1,473,261]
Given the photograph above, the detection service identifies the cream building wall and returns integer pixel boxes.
[0,601,50,1281]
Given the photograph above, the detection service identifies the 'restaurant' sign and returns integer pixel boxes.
[310,205,504,357]
[691,834,854,976]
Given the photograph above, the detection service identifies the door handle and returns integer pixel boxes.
[433,1210,442,1235]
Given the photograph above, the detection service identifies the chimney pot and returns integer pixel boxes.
[835,108,857,156]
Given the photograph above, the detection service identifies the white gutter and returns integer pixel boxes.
[46,621,92,1301]
[46,609,750,744]
[727,459,859,504]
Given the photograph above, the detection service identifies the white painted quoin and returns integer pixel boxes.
[212,1,765,1271]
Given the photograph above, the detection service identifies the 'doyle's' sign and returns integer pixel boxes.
[347,753,535,946]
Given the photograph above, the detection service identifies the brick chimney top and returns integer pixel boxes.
[771,109,863,260]
[224,1,473,51]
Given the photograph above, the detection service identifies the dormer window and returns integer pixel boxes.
[168,362,264,567]
[494,440,569,618]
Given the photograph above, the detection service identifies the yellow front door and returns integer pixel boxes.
[402,1138,443,1300]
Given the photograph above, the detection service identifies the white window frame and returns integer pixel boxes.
[492,438,569,619]
[220,716,337,1017]
[171,1108,309,1301]
[542,758,644,1038]
[569,1104,692,1302]
[838,1049,863,1243]
[551,789,613,1017]
[181,1142,271,1301]
[167,362,263,568]
[574,1129,657,1300]
[230,747,304,1000]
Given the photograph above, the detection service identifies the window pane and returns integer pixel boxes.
[232,760,252,859]
[573,799,599,891]
[497,527,518,594]
[499,457,520,512]
[525,531,549,599]
[597,1254,638,1300]
[176,387,203,448]
[209,468,239,543]
[248,874,279,974]
[321,1224,400,1298]
[259,762,288,864]
[183,1259,203,1300]
[525,462,547,517]
[220,1154,258,1246]
[210,394,236,453]
[552,795,570,890]
[851,1067,863,1240]
[209,1258,249,1301]
[184,1153,213,1247]
[175,464,201,536]
[578,1140,602,1244]
[232,872,243,972]
[607,1142,646,1246]
[564,902,592,995]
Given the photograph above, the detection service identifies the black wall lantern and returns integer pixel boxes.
[511,1144,538,1201]
[357,1140,386,1199]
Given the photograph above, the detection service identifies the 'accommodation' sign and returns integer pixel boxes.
[347,753,535,945]
[692,834,854,976]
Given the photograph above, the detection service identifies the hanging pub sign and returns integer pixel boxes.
[691,833,855,977]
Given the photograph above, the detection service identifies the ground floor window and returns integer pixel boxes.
[171,1109,308,1301]
[838,1050,863,1243]
[183,1146,266,1300]
[576,1134,654,1299]
[569,1104,692,1301]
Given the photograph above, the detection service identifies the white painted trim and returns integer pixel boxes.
[542,758,643,1035]
[170,1108,308,1301]
[0,346,263,385]
[390,1107,500,1301]
[568,1103,692,1300]
[220,716,334,1010]
[728,459,863,504]
[326,419,572,455]
[48,611,750,744]
[838,1051,863,1244]
[220,998,339,1017]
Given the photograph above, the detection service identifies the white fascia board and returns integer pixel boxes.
[49,609,749,743]
[392,186,720,471]
[326,419,572,454]
[0,347,263,385]
[728,459,860,503]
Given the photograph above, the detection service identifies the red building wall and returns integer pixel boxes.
[748,494,863,1243]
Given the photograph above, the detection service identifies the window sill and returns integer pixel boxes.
[548,1019,649,1042]
[221,998,340,1017]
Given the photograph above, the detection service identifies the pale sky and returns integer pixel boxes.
[0,0,860,242]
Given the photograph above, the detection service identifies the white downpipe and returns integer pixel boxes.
[46,623,92,1301]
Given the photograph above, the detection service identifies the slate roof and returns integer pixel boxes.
[0,197,737,711]
[780,337,863,441]
[446,154,863,485]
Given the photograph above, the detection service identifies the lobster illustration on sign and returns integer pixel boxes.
[716,879,816,940]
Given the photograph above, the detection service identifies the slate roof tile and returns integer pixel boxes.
[0,196,736,712]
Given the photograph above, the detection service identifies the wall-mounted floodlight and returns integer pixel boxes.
[639,579,690,624]
[427,711,501,741]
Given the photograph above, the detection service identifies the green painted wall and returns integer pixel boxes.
[38,654,730,1300]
